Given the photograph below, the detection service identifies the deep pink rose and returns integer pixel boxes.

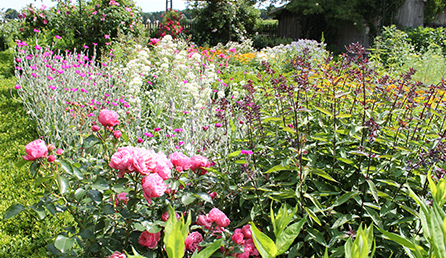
[169,152,192,172]
[23,139,48,161]
[208,208,230,227]
[113,130,122,139]
[142,173,167,201]
[108,251,127,258]
[138,231,160,249]
[47,155,56,163]
[113,192,129,205]
[190,155,210,175]
[92,125,100,132]
[209,192,217,199]
[196,214,212,229]
[231,230,245,245]
[242,224,252,239]
[185,231,203,252]
[161,211,181,221]
[56,148,64,155]
[98,109,119,127]
[109,148,132,171]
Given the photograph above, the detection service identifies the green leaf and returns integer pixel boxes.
[310,168,338,183]
[59,160,73,175]
[3,203,26,220]
[82,134,101,149]
[31,205,46,220]
[191,239,223,258]
[228,151,241,158]
[57,175,69,194]
[314,106,333,117]
[54,235,74,253]
[330,191,360,208]
[194,193,213,204]
[276,218,306,255]
[16,158,27,168]
[45,202,57,215]
[30,161,40,177]
[304,207,321,226]
[249,222,277,258]
[181,193,196,206]
[367,179,379,204]
[377,228,424,255]
[265,165,298,174]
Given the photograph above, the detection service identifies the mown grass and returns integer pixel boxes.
[0,50,72,257]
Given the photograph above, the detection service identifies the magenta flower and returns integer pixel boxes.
[55,35,61,39]
[215,123,222,128]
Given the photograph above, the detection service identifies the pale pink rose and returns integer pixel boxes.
[231,229,245,245]
[196,214,212,229]
[185,231,203,252]
[190,155,210,175]
[98,109,119,127]
[152,152,173,180]
[47,155,56,163]
[23,139,48,161]
[138,230,160,249]
[208,208,230,227]
[142,173,167,201]
[108,251,127,258]
[109,148,132,171]
[242,224,252,239]
[56,148,64,155]
[169,152,192,172]
[132,148,157,175]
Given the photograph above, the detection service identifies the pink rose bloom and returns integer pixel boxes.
[98,109,119,127]
[108,251,127,258]
[92,125,100,132]
[185,231,203,252]
[161,211,181,221]
[138,231,160,249]
[23,139,48,161]
[142,173,167,201]
[47,155,56,163]
[209,192,217,199]
[113,130,122,139]
[56,148,64,155]
[208,208,230,227]
[132,148,157,175]
[237,251,250,258]
[231,229,245,245]
[244,239,259,256]
[228,47,236,53]
[169,152,192,172]
[115,192,129,205]
[47,144,55,151]
[196,214,213,229]
[109,148,132,171]
[152,152,173,180]
[190,155,211,175]
[242,225,252,239]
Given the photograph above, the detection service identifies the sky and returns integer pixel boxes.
[0,0,189,13]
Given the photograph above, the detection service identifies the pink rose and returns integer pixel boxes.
[152,152,173,180]
[109,148,132,171]
[113,130,122,139]
[208,208,230,227]
[132,148,157,175]
[47,144,55,151]
[47,155,56,163]
[92,125,100,132]
[242,225,252,239]
[98,109,119,127]
[108,251,127,258]
[161,211,181,221]
[56,148,64,155]
[244,239,259,256]
[114,192,129,205]
[142,173,167,201]
[190,155,210,175]
[169,152,192,172]
[209,192,217,199]
[196,214,212,229]
[23,139,48,161]
[228,47,236,53]
[185,231,203,252]
[138,230,160,249]
[231,229,245,245]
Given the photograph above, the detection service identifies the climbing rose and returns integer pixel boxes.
[138,231,160,249]
[23,139,48,161]
[98,109,119,127]
[185,231,203,252]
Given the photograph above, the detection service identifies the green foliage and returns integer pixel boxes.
[344,224,375,258]
[406,26,446,55]
[189,0,260,46]
[19,0,142,56]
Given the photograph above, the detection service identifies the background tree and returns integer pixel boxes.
[4,8,19,20]
[188,0,260,46]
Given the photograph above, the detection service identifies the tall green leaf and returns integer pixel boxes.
[275,218,306,255]
[250,222,277,258]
